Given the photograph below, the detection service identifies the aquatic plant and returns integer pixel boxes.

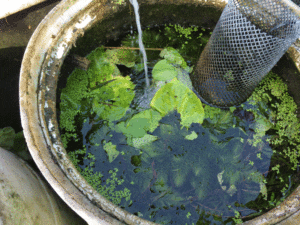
[247,72,300,171]
[68,146,132,205]
[59,23,300,223]
[59,42,206,209]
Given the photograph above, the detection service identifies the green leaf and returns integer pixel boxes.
[0,127,16,150]
[170,192,185,202]
[203,105,221,121]
[152,59,177,81]
[150,82,177,116]
[88,62,118,88]
[105,49,137,68]
[193,166,202,176]
[103,140,119,163]
[128,134,158,149]
[120,109,162,139]
[91,76,135,122]
[12,131,31,161]
[150,78,204,129]
[123,117,149,138]
[185,131,198,140]
[177,93,205,129]
[159,47,188,69]
[153,172,169,192]
[87,47,121,88]
[130,109,162,133]
[195,187,207,199]
[217,170,225,186]
[218,111,233,124]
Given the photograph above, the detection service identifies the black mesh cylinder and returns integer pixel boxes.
[191,0,300,108]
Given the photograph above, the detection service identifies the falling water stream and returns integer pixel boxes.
[129,0,149,88]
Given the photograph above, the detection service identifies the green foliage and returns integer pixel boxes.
[164,24,201,53]
[232,210,243,224]
[60,23,300,224]
[185,131,198,140]
[159,47,188,69]
[90,76,135,121]
[0,126,15,150]
[248,116,273,147]
[68,146,132,206]
[0,127,31,161]
[12,131,31,161]
[247,71,300,170]
[128,134,159,149]
[152,59,177,81]
[103,140,120,163]
[105,48,137,67]
[121,23,210,65]
[150,78,204,129]
[60,46,136,147]
[116,108,162,138]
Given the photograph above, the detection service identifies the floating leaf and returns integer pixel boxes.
[103,140,119,163]
[204,105,222,121]
[88,62,118,88]
[119,109,162,139]
[151,78,204,129]
[218,111,233,125]
[105,48,137,68]
[130,109,162,133]
[177,93,205,129]
[217,170,225,186]
[128,134,158,149]
[195,187,207,199]
[91,76,135,122]
[152,59,177,81]
[160,123,175,136]
[86,47,121,87]
[159,47,188,69]
[150,82,177,116]
[59,68,90,134]
[185,131,198,140]
[124,118,149,138]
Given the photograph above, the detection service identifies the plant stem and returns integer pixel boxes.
[103,46,163,51]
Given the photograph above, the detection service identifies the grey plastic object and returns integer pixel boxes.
[0,147,86,225]
[191,0,300,108]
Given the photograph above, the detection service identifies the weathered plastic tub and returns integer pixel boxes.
[19,0,300,224]
[0,147,86,225]
[0,0,47,19]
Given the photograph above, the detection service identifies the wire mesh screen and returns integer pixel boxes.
[190,0,300,108]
